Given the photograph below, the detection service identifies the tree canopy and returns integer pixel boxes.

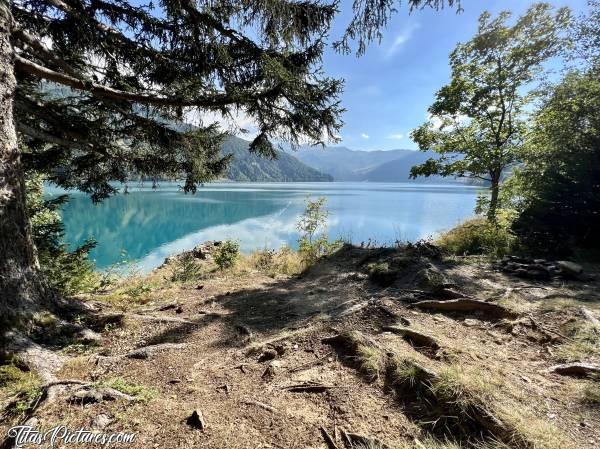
[11,0,460,201]
[409,3,570,221]
[508,2,600,255]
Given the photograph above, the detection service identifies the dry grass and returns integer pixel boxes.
[556,320,599,363]
[241,247,304,277]
[355,344,384,381]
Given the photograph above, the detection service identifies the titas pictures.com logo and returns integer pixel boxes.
[7,425,136,447]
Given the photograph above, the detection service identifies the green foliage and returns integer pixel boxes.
[102,377,157,403]
[509,60,600,256]
[170,253,203,282]
[410,4,571,221]
[26,176,99,294]
[436,218,515,258]
[213,240,240,270]
[0,361,43,417]
[296,196,341,265]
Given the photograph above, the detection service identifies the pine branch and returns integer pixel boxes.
[15,54,281,108]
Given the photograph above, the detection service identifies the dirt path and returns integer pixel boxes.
[2,246,599,449]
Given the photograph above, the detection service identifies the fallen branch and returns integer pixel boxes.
[283,383,339,393]
[241,399,278,413]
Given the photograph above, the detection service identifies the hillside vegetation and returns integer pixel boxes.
[223,136,333,182]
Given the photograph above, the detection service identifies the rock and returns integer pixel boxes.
[77,328,103,344]
[463,319,479,327]
[70,389,104,404]
[414,267,448,293]
[186,409,206,431]
[556,261,583,276]
[257,348,278,362]
[92,414,112,430]
[24,417,39,428]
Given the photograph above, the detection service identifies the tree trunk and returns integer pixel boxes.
[0,2,47,331]
[487,177,500,223]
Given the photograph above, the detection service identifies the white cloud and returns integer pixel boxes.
[388,133,404,140]
[361,133,369,139]
[385,23,420,59]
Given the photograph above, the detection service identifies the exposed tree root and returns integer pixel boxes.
[549,363,600,378]
[413,298,518,319]
[382,325,440,351]
[580,307,600,331]
[3,332,64,383]
[126,313,198,325]
[125,342,189,359]
[319,426,340,449]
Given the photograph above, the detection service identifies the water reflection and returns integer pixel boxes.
[49,182,482,271]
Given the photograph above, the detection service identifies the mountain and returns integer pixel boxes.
[222,136,332,182]
[290,146,413,181]
[290,145,479,184]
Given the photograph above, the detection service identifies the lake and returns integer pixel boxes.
[48,182,482,272]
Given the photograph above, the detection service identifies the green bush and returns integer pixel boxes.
[213,240,240,270]
[170,253,203,282]
[436,218,515,259]
[296,196,342,265]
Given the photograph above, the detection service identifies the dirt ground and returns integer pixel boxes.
[1,245,599,449]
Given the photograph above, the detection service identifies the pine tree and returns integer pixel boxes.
[0,0,458,330]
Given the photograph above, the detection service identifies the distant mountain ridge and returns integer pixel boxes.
[222,136,332,182]
[289,145,480,184]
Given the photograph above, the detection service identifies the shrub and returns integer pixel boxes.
[436,218,515,259]
[170,253,202,282]
[296,196,341,265]
[213,240,240,270]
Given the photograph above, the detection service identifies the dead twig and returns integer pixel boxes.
[241,399,278,413]
[320,426,340,449]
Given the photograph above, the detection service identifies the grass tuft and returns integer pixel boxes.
[102,377,157,403]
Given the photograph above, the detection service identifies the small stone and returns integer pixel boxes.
[175,306,183,314]
[168,378,182,384]
[24,417,39,428]
[463,319,479,327]
[186,409,206,431]
[92,414,112,430]
[258,348,278,362]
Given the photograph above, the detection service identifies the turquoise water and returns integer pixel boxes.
[48,182,482,272]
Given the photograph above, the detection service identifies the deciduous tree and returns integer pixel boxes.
[410,3,570,221]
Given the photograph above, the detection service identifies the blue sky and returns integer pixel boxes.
[323,0,590,151]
